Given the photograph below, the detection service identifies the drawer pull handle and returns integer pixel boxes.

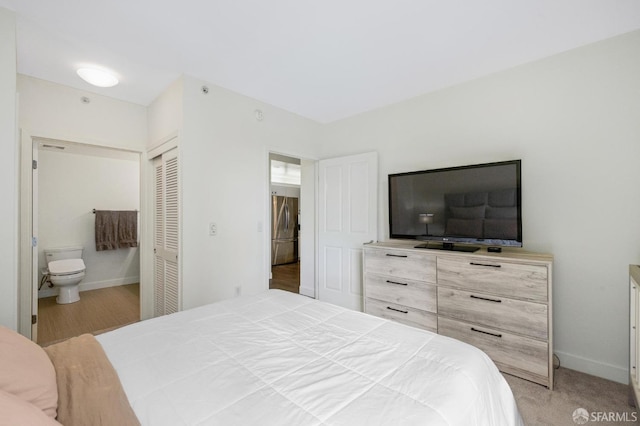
[470,262,502,268]
[386,280,408,286]
[471,327,502,338]
[386,306,408,314]
[386,254,408,258]
[470,294,502,303]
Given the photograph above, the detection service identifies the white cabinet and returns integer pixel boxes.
[270,185,300,198]
[630,265,640,406]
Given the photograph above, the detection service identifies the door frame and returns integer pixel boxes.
[18,132,145,340]
[18,130,32,338]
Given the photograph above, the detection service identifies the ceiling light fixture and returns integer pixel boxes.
[76,67,119,88]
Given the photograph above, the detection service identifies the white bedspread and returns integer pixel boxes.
[97,290,523,426]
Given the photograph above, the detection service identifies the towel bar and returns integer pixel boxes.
[92,209,138,214]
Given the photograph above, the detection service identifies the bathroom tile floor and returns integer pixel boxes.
[37,283,140,346]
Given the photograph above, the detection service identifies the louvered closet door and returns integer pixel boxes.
[153,147,180,316]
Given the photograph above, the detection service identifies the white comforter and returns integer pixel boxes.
[97,290,523,426]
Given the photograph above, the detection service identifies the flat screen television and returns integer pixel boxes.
[388,160,522,251]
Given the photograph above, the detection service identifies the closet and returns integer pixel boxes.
[153,147,180,316]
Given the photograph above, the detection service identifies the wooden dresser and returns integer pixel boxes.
[363,240,554,389]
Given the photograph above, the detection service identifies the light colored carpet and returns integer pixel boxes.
[506,368,638,425]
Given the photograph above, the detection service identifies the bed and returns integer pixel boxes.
[1,290,523,425]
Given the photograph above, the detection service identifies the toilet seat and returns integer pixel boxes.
[48,259,86,276]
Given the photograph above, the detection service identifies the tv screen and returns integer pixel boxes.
[388,160,522,248]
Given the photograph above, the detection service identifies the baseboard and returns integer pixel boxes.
[38,276,140,299]
[299,285,315,298]
[555,350,628,384]
[79,276,140,292]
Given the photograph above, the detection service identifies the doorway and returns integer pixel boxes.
[269,154,301,294]
[27,138,142,345]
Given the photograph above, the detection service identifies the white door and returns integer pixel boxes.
[153,147,180,316]
[318,152,377,311]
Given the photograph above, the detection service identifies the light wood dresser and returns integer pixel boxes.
[363,240,554,389]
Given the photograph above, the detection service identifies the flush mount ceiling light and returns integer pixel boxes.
[76,67,119,88]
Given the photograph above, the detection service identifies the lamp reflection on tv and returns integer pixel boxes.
[418,213,434,236]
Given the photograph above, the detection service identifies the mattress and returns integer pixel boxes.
[96,290,523,425]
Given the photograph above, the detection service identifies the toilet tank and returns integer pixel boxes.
[44,246,84,263]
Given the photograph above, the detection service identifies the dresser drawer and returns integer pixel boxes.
[365,298,437,332]
[364,248,436,283]
[437,287,547,339]
[437,256,548,302]
[365,273,437,313]
[438,317,548,385]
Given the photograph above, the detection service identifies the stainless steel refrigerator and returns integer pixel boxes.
[271,195,298,265]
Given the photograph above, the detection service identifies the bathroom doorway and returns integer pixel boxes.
[31,138,142,345]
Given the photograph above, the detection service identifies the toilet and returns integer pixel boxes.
[44,247,86,304]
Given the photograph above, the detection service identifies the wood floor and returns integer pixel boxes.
[37,283,140,346]
[270,262,300,294]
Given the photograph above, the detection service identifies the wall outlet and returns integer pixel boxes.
[209,222,217,236]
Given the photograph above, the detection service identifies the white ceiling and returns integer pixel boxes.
[3,0,640,123]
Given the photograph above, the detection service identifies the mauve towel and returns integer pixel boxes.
[118,210,138,248]
[95,211,119,251]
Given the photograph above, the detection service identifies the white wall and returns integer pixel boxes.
[319,30,640,383]
[38,150,140,297]
[179,76,321,308]
[147,77,183,149]
[0,8,17,330]
[18,75,147,150]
